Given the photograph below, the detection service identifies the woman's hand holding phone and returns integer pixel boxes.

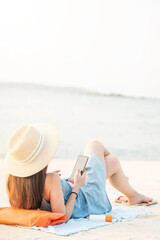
[70,169,86,190]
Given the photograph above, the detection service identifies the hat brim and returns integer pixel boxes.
[6,123,59,177]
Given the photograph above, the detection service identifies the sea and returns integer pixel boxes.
[0,82,160,161]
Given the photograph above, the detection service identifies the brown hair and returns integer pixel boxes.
[6,166,47,209]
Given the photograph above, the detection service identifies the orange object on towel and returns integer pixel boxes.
[105,215,112,222]
[0,207,65,227]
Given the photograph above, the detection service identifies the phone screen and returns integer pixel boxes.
[70,155,89,182]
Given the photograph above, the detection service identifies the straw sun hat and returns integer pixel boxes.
[5,123,59,177]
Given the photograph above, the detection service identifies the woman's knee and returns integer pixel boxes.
[84,140,105,163]
[84,140,104,153]
[85,139,101,147]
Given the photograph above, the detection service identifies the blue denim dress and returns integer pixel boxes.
[40,153,112,218]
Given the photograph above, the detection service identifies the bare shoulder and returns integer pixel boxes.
[46,172,60,182]
[45,172,60,189]
[43,172,60,201]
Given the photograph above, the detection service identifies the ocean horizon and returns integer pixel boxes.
[1,81,160,101]
[0,82,160,161]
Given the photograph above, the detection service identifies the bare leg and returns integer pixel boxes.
[84,140,152,205]
[105,154,152,204]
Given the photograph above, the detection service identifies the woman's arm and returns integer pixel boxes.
[64,185,79,222]
[65,169,86,222]
[49,170,86,222]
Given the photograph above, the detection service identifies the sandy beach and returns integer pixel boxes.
[0,158,160,240]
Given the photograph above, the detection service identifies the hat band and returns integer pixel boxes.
[15,133,44,164]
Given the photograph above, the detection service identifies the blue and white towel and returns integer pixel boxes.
[28,207,150,236]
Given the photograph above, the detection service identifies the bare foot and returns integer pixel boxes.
[128,192,152,205]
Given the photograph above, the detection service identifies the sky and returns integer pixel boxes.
[0,0,160,98]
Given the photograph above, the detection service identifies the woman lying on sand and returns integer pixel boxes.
[5,123,152,222]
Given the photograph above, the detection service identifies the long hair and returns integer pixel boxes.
[6,166,47,209]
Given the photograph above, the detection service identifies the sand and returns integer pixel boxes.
[0,158,160,240]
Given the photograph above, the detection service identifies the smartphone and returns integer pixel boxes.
[69,155,89,182]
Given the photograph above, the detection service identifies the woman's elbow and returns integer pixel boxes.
[64,215,70,223]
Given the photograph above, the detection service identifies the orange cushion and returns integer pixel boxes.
[0,207,65,227]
